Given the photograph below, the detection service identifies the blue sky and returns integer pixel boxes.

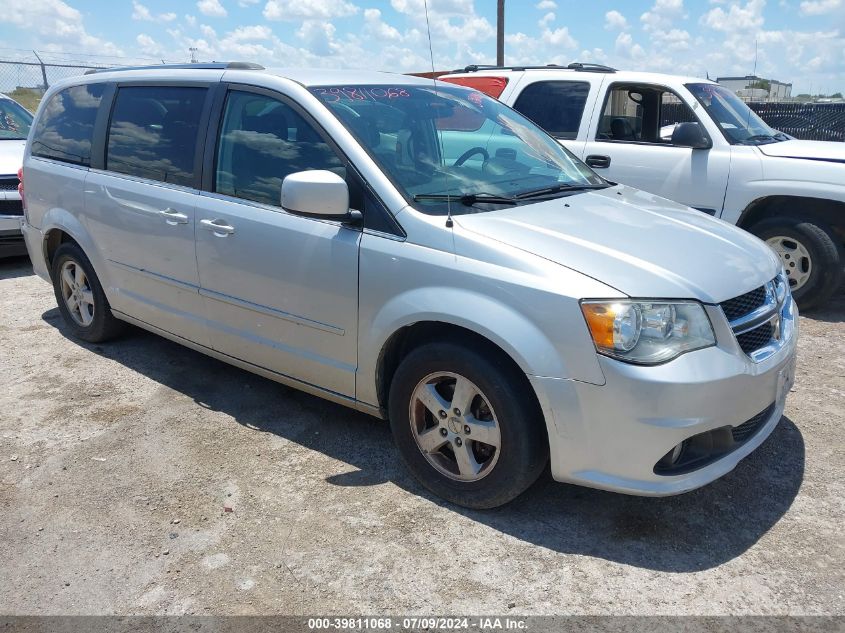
[1,0,844,94]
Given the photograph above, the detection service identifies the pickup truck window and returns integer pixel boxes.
[512,81,590,140]
[686,83,785,145]
[598,84,702,146]
[310,84,604,216]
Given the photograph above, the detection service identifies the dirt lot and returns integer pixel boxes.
[0,255,843,616]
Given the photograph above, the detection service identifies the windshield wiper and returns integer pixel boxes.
[413,192,517,206]
[515,183,609,199]
[737,134,780,145]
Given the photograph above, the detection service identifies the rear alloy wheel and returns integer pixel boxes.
[389,340,548,509]
[51,242,125,343]
[750,216,844,311]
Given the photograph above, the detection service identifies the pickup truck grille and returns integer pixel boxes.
[0,177,19,191]
[720,280,780,360]
[0,199,23,216]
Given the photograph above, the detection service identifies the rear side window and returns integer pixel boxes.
[512,81,590,140]
[106,85,207,187]
[31,84,105,166]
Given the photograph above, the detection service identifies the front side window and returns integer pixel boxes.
[106,85,207,186]
[512,81,590,140]
[310,84,604,216]
[0,98,33,141]
[686,83,783,145]
[215,90,345,207]
[31,84,104,166]
[598,84,702,145]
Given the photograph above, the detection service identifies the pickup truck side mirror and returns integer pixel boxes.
[281,170,352,220]
[671,122,712,150]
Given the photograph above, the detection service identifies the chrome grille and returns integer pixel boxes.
[721,277,786,361]
[720,286,767,321]
[736,322,774,355]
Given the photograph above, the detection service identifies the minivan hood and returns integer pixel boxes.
[0,140,26,177]
[454,186,779,303]
[757,139,845,163]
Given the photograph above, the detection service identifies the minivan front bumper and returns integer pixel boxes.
[531,299,798,496]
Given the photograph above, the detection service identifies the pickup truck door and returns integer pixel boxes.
[581,82,731,216]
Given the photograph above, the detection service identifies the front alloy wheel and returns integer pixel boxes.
[388,340,548,509]
[410,372,501,482]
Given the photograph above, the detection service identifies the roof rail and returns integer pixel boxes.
[84,61,264,75]
[459,62,616,74]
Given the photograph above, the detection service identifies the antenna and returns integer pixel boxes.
[423,0,453,228]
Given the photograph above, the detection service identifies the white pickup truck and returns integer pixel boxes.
[441,64,845,309]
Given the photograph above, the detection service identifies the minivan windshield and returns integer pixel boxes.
[686,83,786,145]
[0,97,33,141]
[310,84,606,215]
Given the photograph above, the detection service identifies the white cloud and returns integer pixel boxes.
[701,0,765,31]
[799,0,842,14]
[197,0,227,17]
[0,0,122,56]
[538,12,555,28]
[364,9,402,41]
[535,0,557,9]
[263,0,359,20]
[132,2,176,23]
[604,10,629,30]
[641,0,686,31]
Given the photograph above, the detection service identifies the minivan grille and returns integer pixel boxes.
[736,322,774,355]
[721,280,780,359]
[731,403,775,443]
[720,285,767,321]
[0,177,19,191]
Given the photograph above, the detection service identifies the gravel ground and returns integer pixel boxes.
[0,254,843,616]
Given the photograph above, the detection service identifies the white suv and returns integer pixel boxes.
[442,63,845,309]
[0,93,32,257]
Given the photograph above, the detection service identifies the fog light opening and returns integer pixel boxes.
[658,440,689,468]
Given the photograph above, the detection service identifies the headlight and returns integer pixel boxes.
[581,300,715,365]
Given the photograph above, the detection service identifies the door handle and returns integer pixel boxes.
[160,208,189,225]
[200,218,236,237]
[585,154,611,169]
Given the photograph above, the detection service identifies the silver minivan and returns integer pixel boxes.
[20,63,797,508]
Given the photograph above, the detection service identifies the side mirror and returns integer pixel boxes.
[671,122,712,149]
[281,170,351,220]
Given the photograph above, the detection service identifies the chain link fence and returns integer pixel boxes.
[747,102,845,142]
[0,58,112,112]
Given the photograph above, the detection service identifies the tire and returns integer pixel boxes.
[51,242,125,343]
[388,340,548,509]
[749,215,844,311]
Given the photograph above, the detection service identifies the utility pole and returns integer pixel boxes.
[189,47,198,64]
[497,0,504,66]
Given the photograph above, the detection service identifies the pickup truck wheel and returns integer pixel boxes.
[749,216,844,311]
[51,242,125,343]
[388,341,548,509]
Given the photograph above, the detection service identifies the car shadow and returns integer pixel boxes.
[42,308,805,573]
[0,255,34,280]
[801,288,845,324]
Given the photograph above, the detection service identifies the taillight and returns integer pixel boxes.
[17,166,27,220]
